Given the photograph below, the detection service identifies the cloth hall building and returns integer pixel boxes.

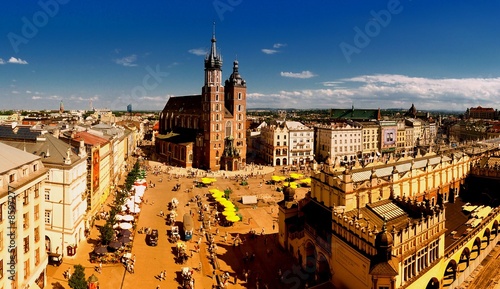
[156,30,247,171]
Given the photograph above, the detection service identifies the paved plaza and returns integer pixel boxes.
[46,161,309,289]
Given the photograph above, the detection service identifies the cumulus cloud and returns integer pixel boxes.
[8,57,28,64]
[261,49,278,55]
[273,43,287,49]
[188,48,207,56]
[0,58,5,65]
[280,71,317,79]
[114,54,137,67]
[248,74,500,110]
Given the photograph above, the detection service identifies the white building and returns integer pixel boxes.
[285,121,314,167]
[2,133,88,258]
[0,142,48,289]
[260,122,289,166]
[315,122,362,164]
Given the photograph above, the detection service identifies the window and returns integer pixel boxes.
[9,173,15,183]
[238,92,242,100]
[23,213,29,229]
[44,211,51,225]
[23,236,29,253]
[34,227,40,243]
[34,205,39,220]
[24,259,29,280]
[35,183,39,198]
[22,168,27,176]
[23,190,29,206]
[0,259,3,279]
[44,189,50,201]
[0,203,3,222]
[35,249,40,266]
[33,163,38,171]
[0,232,2,251]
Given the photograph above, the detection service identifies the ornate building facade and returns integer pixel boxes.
[156,29,247,171]
[278,151,491,289]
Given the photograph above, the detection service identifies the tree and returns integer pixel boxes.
[68,264,87,289]
[99,222,115,245]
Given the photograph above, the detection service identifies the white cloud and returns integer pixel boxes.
[261,49,278,55]
[11,91,19,94]
[32,96,42,100]
[248,74,500,111]
[188,48,207,56]
[26,90,32,94]
[8,57,28,64]
[114,54,137,67]
[280,71,317,79]
[0,58,5,65]
[273,43,287,49]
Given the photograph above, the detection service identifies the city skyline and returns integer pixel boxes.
[1,0,500,111]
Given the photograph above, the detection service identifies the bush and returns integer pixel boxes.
[68,264,87,289]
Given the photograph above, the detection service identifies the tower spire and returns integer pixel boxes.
[205,22,222,70]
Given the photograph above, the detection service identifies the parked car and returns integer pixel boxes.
[147,229,159,246]
[48,252,63,266]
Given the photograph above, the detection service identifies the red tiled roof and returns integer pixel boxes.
[73,131,109,146]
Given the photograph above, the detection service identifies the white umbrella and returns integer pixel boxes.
[129,206,141,214]
[122,215,135,222]
[134,195,142,204]
[120,205,128,212]
[134,185,146,196]
[115,215,124,221]
[119,222,133,230]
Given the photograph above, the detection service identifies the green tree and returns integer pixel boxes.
[99,222,115,245]
[68,264,87,289]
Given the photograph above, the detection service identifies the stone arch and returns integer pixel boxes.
[276,158,281,166]
[304,241,317,274]
[283,158,288,166]
[470,237,481,260]
[458,247,470,272]
[443,259,458,286]
[493,220,499,237]
[45,235,52,252]
[317,253,331,283]
[483,228,491,246]
[426,277,440,289]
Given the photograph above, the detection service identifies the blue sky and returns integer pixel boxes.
[1,0,500,111]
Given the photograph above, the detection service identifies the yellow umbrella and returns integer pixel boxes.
[212,191,224,198]
[227,215,240,222]
[290,173,304,179]
[271,175,281,182]
[209,188,219,193]
[215,197,226,203]
[222,210,236,216]
[222,201,235,208]
[223,207,236,212]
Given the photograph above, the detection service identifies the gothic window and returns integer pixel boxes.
[238,92,242,100]
[225,121,232,137]
[216,94,219,101]
[216,124,220,131]
[216,151,219,158]
[238,105,242,112]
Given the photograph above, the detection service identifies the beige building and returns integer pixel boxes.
[315,122,362,164]
[260,122,289,166]
[279,151,474,289]
[0,142,48,289]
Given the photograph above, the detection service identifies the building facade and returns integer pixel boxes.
[0,142,48,289]
[157,29,247,171]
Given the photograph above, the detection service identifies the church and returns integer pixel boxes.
[156,28,247,171]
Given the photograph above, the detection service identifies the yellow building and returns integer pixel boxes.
[278,150,500,289]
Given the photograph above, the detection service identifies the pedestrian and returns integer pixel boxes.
[213,270,216,280]
[160,271,164,280]
[244,271,248,283]
[234,274,237,284]
[99,262,102,274]
[162,270,166,280]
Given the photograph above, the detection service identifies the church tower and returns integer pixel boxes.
[201,24,224,170]
[223,60,247,169]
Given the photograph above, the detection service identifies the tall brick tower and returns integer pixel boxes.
[201,24,224,170]
[221,60,247,170]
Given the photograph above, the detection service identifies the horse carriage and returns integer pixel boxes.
[181,267,194,289]
[176,242,189,264]
[166,211,176,225]
[170,226,180,242]
[168,198,179,210]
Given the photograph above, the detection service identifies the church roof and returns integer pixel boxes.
[161,95,202,114]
